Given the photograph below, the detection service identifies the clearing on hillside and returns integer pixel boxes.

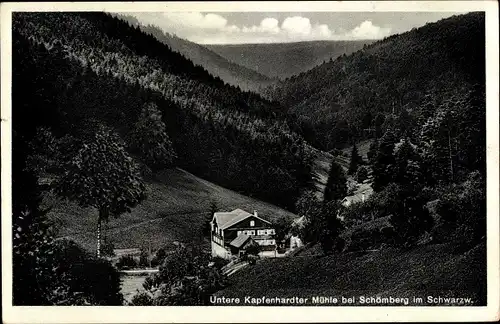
[45,168,298,252]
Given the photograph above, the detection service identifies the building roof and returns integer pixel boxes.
[229,234,252,248]
[213,208,271,230]
[342,184,374,205]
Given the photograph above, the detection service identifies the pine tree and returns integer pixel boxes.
[419,110,455,185]
[373,130,397,191]
[324,160,347,202]
[348,144,363,175]
[393,138,422,190]
[355,166,369,183]
[130,102,177,172]
[317,201,344,254]
[367,138,379,165]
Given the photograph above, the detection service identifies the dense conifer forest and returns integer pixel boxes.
[265,12,485,177]
[112,13,275,92]
[13,12,314,211]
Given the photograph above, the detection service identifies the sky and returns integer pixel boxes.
[125,11,463,44]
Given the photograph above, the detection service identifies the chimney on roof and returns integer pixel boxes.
[362,192,366,203]
[254,210,258,217]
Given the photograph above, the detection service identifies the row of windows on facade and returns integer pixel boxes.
[237,229,275,236]
[212,236,275,246]
[212,220,257,234]
[257,239,276,246]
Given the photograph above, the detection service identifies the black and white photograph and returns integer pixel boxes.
[1,1,499,323]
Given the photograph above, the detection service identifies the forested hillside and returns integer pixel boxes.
[264,12,485,162]
[206,40,371,79]
[12,12,313,211]
[113,14,275,92]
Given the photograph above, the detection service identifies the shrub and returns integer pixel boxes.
[130,292,154,306]
[388,188,434,248]
[245,243,261,257]
[116,255,137,270]
[73,257,123,305]
[245,254,260,265]
[141,245,227,305]
[211,256,230,270]
[435,171,485,244]
[151,247,167,267]
[48,239,123,305]
[143,273,161,291]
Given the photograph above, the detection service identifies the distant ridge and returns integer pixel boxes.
[113,14,275,92]
[206,40,372,79]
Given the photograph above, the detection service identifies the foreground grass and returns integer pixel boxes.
[44,168,297,252]
[216,241,486,306]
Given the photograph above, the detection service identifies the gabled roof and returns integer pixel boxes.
[213,208,271,230]
[342,186,374,205]
[229,234,252,248]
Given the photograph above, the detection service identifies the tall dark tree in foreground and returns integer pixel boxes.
[348,144,363,175]
[295,191,344,254]
[388,187,434,248]
[295,191,323,244]
[436,171,486,245]
[54,122,146,257]
[129,102,177,172]
[324,160,347,202]
[12,129,57,305]
[317,201,344,254]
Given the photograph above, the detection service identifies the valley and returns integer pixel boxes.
[206,40,371,79]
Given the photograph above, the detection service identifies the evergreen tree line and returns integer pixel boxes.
[349,108,486,247]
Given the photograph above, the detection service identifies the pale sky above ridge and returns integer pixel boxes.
[124,11,462,44]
